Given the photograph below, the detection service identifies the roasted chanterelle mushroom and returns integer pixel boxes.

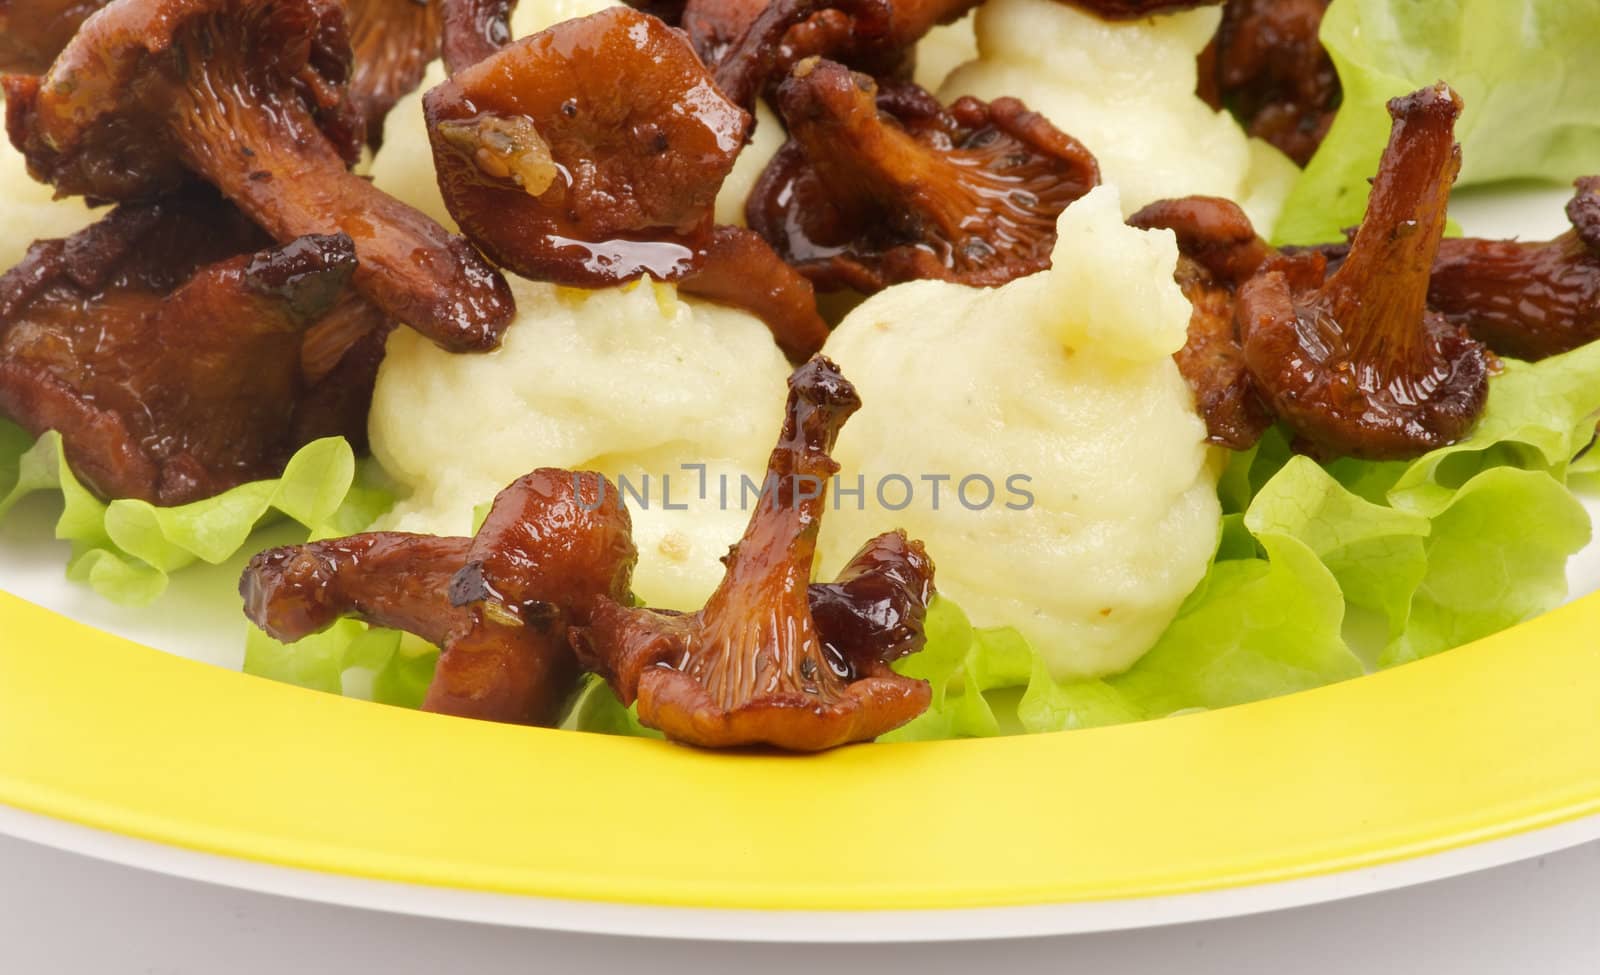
[4,0,514,352]
[574,356,936,750]
[1237,84,1491,460]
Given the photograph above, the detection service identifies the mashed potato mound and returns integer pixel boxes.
[370,276,792,610]
[0,126,96,273]
[819,186,1219,680]
[914,13,980,91]
[941,0,1295,229]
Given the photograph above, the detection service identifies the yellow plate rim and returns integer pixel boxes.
[2,587,1598,912]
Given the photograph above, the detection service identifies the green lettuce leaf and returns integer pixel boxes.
[244,624,440,709]
[1274,0,1600,245]
[0,421,391,604]
[1381,467,1589,667]
[876,599,1035,742]
[562,675,665,739]
[1247,456,1430,647]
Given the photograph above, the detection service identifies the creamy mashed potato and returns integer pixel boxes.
[941,0,1295,228]
[0,127,96,273]
[913,13,980,91]
[370,276,792,610]
[819,187,1219,680]
[715,100,786,227]
[369,60,457,230]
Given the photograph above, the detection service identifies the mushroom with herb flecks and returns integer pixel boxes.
[424,6,828,359]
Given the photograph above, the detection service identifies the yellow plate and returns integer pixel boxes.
[1,586,1598,912]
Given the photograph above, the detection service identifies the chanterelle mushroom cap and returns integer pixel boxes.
[1238,83,1490,461]
[690,0,907,110]
[4,0,514,353]
[748,59,1100,293]
[572,356,936,751]
[1426,176,1600,361]
[0,190,363,505]
[1128,196,1276,450]
[242,469,638,726]
[809,529,935,675]
[346,0,443,147]
[424,6,751,286]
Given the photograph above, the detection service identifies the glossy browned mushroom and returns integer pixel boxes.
[1068,0,1216,16]
[678,226,830,361]
[243,533,474,646]
[243,469,638,725]
[1237,84,1489,460]
[0,0,108,72]
[693,0,953,109]
[3,0,513,352]
[291,294,396,450]
[424,7,748,286]
[1426,177,1600,361]
[346,0,443,147]
[439,0,515,73]
[241,486,925,730]
[0,192,366,504]
[748,59,1100,293]
[809,528,935,673]
[1129,196,1275,449]
[1199,0,1337,167]
[424,7,828,359]
[573,356,935,751]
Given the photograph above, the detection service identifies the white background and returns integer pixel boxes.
[2,834,1598,973]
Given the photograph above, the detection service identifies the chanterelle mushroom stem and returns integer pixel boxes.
[242,469,637,726]
[574,356,935,750]
[678,226,830,362]
[1238,83,1490,460]
[1426,176,1600,361]
[4,0,514,353]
